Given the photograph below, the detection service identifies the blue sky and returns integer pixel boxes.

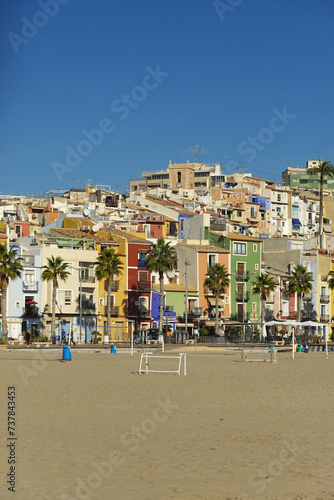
[1,0,334,196]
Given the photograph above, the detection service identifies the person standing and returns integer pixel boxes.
[26,331,31,347]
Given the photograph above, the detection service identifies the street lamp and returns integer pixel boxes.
[184,259,191,341]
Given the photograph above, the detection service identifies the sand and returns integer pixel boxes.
[1,346,334,500]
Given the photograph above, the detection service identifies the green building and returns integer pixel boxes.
[209,232,262,330]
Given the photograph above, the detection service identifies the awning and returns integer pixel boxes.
[292,218,302,226]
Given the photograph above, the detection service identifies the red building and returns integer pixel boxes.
[111,230,152,330]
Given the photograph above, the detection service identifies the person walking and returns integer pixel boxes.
[70,331,76,346]
[26,331,31,347]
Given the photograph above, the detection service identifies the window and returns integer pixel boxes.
[237,211,242,217]
[252,302,257,312]
[253,244,257,252]
[250,207,256,217]
[208,254,217,268]
[233,243,246,255]
[277,194,281,201]
[99,298,104,306]
[255,263,259,270]
[57,290,72,306]
[138,252,147,268]
[276,207,281,213]
[65,291,71,305]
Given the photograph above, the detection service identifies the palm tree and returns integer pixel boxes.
[252,273,277,336]
[204,263,230,336]
[95,248,123,342]
[0,244,23,342]
[327,270,334,291]
[146,238,177,337]
[42,256,70,343]
[307,160,334,249]
[288,264,313,322]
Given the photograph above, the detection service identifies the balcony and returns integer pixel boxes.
[82,276,95,283]
[22,255,35,266]
[320,314,329,323]
[320,294,330,304]
[138,280,151,291]
[82,301,95,312]
[23,281,38,292]
[139,308,151,318]
[236,292,250,302]
[235,271,250,282]
[104,306,119,316]
[204,287,226,297]
[282,290,290,301]
[104,280,120,291]
[230,312,250,323]
[190,307,202,317]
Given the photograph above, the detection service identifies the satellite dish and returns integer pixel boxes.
[98,222,103,229]
[248,227,254,235]
[83,208,89,216]
[92,225,99,232]
[222,230,228,237]
[167,269,176,278]
[165,190,172,199]
[176,183,181,188]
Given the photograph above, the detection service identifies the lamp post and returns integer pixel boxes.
[184,259,191,342]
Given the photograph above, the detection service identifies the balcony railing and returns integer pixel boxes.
[204,287,226,296]
[138,281,151,290]
[235,291,250,302]
[320,315,329,323]
[139,308,151,318]
[104,306,119,316]
[282,290,290,300]
[81,301,95,312]
[104,280,120,291]
[235,271,250,282]
[23,256,35,266]
[23,281,38,292]
[190,307,202,316]
[230,312,250,323]
[320,294,330,304]
[82,276,95,283]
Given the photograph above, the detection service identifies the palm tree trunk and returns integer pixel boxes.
[51,281,57,343]
[1,285,8,342]
[319,174,324,249]
[159,271,164,337]
[297,293,301,323]
[215,291,219,336]
[107,280,111,341]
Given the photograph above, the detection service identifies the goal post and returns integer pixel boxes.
[139,352,187,375]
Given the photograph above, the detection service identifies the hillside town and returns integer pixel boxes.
[1,159,334,345]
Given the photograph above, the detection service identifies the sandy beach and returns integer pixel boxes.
[1,346,334,500]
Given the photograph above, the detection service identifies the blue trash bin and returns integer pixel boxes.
[62,345,71,361]
[110,344,116,354]
[268,343,274,353]
[303,344,309,353]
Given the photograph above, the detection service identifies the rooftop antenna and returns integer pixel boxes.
[194,145,199,163]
